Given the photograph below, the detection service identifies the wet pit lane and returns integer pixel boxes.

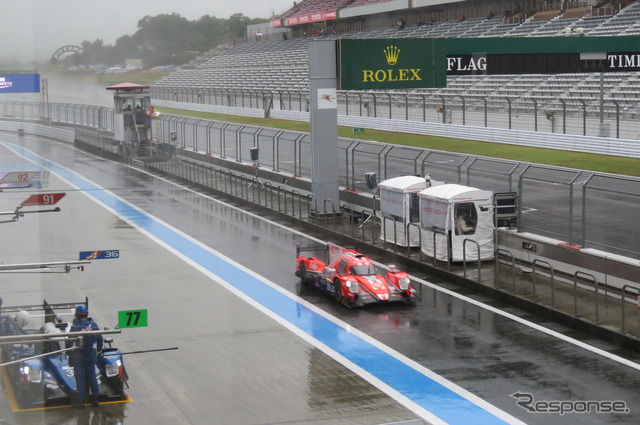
[1,136,639,425]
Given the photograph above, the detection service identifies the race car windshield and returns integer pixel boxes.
[350,264,377,276]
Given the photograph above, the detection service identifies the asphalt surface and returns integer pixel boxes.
[1,134,640,425]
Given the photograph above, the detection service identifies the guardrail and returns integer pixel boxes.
[146,157,314,221]
[270,109,640,159]
[462,238,482,282]
[495,248,516,292]
[621,285,640,334]
[152,86,640,141]
[573,271,599,320]
[407,223,422,261]
[532,259,555,305]
[382,215,398,253]
[0,120,74,143]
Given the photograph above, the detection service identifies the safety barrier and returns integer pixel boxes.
[0,120,74,143]
[272,109,640,159]
[152,99,640,159]
[153,85,640,142]
[573,271,599,322]
[495,248,516,292]
[462,239,482,282]
[145,157,314,220]
[431,226,451,271]
[381,215,398,253]
[356,209,378,244]
[621,285,640,334]
[532,259,555,305]
[406,223,422,261]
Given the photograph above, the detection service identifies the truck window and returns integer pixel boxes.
[454,203,477,235]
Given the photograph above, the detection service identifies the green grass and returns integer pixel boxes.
[153,107,640,177]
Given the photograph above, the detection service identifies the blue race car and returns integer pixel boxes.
[0,299,129,409]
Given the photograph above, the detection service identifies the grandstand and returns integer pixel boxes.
[152,0,640,138]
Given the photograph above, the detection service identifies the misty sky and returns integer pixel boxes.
[2,0,294,63]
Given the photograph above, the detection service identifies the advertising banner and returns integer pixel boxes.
[0,74,40,93]
[285,10,336,26]
[338,39,446,90]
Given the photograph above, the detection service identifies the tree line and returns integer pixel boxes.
[56,13,268,69]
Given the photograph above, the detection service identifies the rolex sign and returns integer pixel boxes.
[337,39,446,90]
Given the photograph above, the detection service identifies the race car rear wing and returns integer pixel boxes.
[296,242,360,265]
[0,297,122,353]
[295,243,329,259]
[2,298,89,323]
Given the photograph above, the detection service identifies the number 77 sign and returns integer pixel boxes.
[118,309,148,328]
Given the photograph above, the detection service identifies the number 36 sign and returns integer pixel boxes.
[118,309,148,328]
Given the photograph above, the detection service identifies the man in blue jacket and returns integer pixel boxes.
[67,305,103,408]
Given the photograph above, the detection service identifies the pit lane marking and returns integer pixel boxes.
[7,141,640,421]
[4,142,526,425]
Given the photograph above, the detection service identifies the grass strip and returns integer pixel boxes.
[153,106,640,177]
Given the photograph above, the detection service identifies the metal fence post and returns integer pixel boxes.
[574,271,599,323]
[532,259,555,306]
[621,285,640,334]
[462,238,481,281]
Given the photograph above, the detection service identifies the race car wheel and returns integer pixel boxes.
[109,378,125,397]
[17,387,38,407]
[333,279,342,302]
[299,263,308,284]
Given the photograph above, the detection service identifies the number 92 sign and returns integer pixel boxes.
[118,309,148,328]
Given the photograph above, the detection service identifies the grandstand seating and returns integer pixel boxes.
[532,10,561,21]
[282,0,355,18]
[588,0,640,35]
[346,0,391,7]
[153,0,640,116]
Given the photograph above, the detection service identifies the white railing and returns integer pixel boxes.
[272,109,640,158]
[0,120,75,143]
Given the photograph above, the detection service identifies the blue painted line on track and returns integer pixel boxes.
[7,143,516,425]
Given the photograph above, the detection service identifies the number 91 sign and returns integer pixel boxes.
[21,193,66,206]
[118,309,148,328]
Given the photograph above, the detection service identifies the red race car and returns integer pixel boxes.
[295,242,415,307]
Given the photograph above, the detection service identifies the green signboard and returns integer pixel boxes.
[353,128,365,134]
[118,309,148,328]
[338,38,446,90]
